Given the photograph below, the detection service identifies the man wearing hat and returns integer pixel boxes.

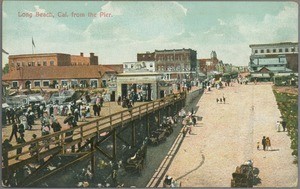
[9,122,18,142]
[16,134,26,160]
[51,119,62,145]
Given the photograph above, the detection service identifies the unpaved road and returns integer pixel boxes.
[160,82,298,187]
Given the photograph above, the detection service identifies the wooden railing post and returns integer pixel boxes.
[61,133,65,154]
[80,126,83,140]
[121,112,124,127]
[139,106,141,119]
[91,137,96,180]
[96,121,99,136]
[131,121,136,147]
[112,129,117,159]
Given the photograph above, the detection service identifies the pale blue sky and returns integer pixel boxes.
[2,1,298,66]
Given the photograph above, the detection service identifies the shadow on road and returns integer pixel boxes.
[268,149,280,151]
[175,154,205,181]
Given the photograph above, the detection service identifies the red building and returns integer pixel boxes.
[8,52,98,72]
[2,65,116,89]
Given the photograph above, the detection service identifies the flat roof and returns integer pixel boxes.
[117,72,161,76]
[249,42,298,47]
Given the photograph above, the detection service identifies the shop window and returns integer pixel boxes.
[34,81,41,87]
[12,81,18,88]
[43,81,50,87]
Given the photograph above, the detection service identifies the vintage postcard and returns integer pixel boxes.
[1,1,298,188]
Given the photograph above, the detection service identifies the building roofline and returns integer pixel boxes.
[249,42,298,47]
[155,48,196,52]
[9,52,98,58]
[8,53,71,58]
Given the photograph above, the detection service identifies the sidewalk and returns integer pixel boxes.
[158,82,298,187]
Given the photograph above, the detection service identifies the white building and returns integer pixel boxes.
[123,61,155,73]
[249,42,298,55]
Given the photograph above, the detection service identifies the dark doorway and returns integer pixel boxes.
[121,84,128,98]
[147,84,151,101]
[111,91,116,101]
[25,81,31,89]
[160,90,165,98]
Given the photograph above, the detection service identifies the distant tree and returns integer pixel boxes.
[269,72,274,78]
[2,63,9,74]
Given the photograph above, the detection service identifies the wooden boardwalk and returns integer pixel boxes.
[2,92,187,182]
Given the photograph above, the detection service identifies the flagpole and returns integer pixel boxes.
[32,39,34,54]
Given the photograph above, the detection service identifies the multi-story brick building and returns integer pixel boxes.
[137,52,155,61]
[154,48,197,72]
[8,52,98,71]
[136,48,197,81]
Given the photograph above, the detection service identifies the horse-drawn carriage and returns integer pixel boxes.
[148,129,167,145]
[123,139,148,174]
[231,160,254,187]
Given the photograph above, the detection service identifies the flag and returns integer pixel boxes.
[2,49,9,55]
[32,37,35,48]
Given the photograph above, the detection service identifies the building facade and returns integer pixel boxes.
[8,52,98,71]
[2,65,116,89]
[123,61,155,73]
[197,51,219,75]
[249,42,298,55]
[249,42,298,72]
[154,48,197,72]
[249,54,293,79]
[137,48,198,81]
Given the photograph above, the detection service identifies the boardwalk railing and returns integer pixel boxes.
[2,92,186,171]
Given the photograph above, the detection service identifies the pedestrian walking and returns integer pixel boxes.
[64,113,77,152]
[6,108,11,124]
[223,96,226,104]
[93,104,97,116]
[2,139,12,167]
[216,98,219,103]
[29,134,38,156]
[18,121,25,137]
[41,111,51,150]
[262,136,266,151]
[266,137,271,151]
[100,96,104,107]
[276,121,281,132]
[219,98,223,103]
[16,134,26,160]
[51,119,62,144]
[282,120,286,132]
[81,104,87,121]
[96,104,101,116]
[10,108,16,123]
[117,95,121,105]
[257,141,260,150]
[9,122,18,142]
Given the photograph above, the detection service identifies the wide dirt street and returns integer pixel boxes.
[160,82,298,187]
